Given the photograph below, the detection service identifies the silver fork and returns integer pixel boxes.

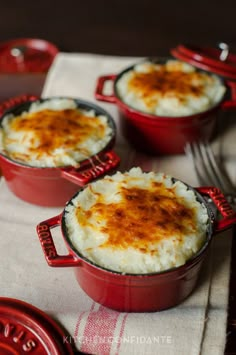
[185,140,236,207]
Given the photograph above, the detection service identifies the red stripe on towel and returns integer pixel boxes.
[81,305,120,355]
[115,313,128,355]
[74,302,96,338]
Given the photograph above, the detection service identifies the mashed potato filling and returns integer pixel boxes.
[65,168,209,274]
[0,98,113,167]
[116,60,226,116]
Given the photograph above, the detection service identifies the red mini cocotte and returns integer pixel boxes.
[95,44,236,155]
[0,96,120,206]
[37,177,236,312]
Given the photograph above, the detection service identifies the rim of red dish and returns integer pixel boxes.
[61,179,215,278]
[0,96,117,170]
[112,59,228,121]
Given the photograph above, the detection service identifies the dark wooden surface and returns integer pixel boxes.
[0,0,235,56]
[0,1,235,353]
[226,228,236,355]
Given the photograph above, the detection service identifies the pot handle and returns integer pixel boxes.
[196,186,236,233]
[36,214,81,267]
[221,80,236,110]
[95,75,117,103]
[60,150,120,186]
[0,94,39,116]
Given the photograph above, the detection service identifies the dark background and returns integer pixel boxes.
[0,0,235,56]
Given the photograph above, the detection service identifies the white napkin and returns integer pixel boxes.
[0,52,233,355]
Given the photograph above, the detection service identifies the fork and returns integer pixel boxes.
[185,140,236,207]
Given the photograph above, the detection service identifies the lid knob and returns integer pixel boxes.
[219,42,229,62]
[10,45,26,72]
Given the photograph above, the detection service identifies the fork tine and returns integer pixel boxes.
[185,142,217,187]
[186,141,235,193]
[186,140,236,208]
[203,141,235,193]
[197,140,226,190]
[184,142,206,185]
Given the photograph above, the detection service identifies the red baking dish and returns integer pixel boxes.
[95,46,236,155]
[36,182,236,312]
[0,96,120,206]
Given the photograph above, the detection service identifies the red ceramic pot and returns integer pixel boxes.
[36,184,236,312]
[95,58,236,155]
[0,96,120,206]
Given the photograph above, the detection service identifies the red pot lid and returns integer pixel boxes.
[0,297,74,355]
[0,38,59,73]
[171,43,236,80]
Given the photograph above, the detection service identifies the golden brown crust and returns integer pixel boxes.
[76,184,196,253]
[128,69,213,109]
[7,108,106,159]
